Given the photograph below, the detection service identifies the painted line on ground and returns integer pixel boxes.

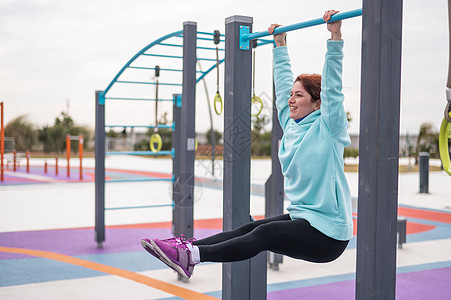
[0,247,218,300]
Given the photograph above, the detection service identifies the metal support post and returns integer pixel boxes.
[265,84,284,270]
[223,15,266,300]
[355,0,403,299]
[172,93,182,232]
[419,152,430,193]
[173,22,196,243]
[95,91,106,248]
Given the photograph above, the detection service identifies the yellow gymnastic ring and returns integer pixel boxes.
[439,112,451,176]
[251,95,263,117]
[214,91,223,115]
[150,133,162,153]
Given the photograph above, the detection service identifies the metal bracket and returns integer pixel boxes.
[99,92,106,105]
[239,25,250,51]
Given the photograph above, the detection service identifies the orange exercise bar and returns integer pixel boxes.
[1,102,4,181]
[66,135,70,178]
[79,135,83,180]
[26,150,30,173]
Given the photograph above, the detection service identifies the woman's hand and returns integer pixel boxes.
[268,23,286,47]
[323,10,342,40]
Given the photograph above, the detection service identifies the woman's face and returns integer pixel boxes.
[289,81,320,120]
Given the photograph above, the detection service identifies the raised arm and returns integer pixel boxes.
[320,10,348,135]
[269,23,292,129]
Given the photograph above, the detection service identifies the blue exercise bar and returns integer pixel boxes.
[105,124,174,129]
[106,178,174,183]
[142,53,217,61]
[105,97,174,102]
[116,80,182,86]
[105,203,174,210]
[240,8,362,46]
[106,150,174,156]
[197,31,225,37]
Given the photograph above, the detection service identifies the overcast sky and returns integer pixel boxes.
[0,0,448,136]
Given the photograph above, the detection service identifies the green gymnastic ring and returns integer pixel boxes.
[214,91,223,115]
[251,95,263,117]
[150,133,162,153]
[439,112,451,176]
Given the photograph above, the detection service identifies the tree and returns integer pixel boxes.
[5,115,37,151]
[415,122,439,161]
[37,112,92,153]
[205,129,222,145]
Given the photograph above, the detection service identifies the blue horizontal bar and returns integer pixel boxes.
[243,8,362,41]
[128,66,203,73]
[197,46,225,51]
[105,97,174,101]
[257,39,275,47]
[197,37,224,42]
[198,57,217,61]
[111,125,173,129]
[142,53,217,62]
[173,35,225,43]
[105,203,174,210]
[106,150,174,156]
[197,31,225,37]
[158,42,183,47]
[106,178,174,183]
[142,53,183,59]
[128,66,182,72]
[105,124,174,129]
[116,80,182,86]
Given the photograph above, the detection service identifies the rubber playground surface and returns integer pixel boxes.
[1,157,451,299]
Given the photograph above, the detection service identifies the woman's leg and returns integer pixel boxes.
[198,218,349,263]
[193,214,291,246]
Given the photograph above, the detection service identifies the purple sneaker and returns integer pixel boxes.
[151,235,198,279]
[141,238,160,260]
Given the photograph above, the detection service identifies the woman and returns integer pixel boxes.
[141,10,352,279]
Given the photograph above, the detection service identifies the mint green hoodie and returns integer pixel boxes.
[273,40,353,241]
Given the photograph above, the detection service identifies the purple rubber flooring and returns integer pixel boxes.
[268,266,451,299]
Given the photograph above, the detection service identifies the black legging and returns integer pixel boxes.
[193,214,349,263]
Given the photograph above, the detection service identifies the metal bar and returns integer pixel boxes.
[197,31,225,37]
[159,42,183,47]
[197,36,225,42]
[103,30,183,97]
[196,58,225,83]
[105,124,174,129]
[106,178,174,183]
[142,53,183,59]
[355,1,403,299]
[197,46,225,51]
[173,22,197,247]
[105,204,174,210]
[116,80,182,86]
[106,150,174,156]
[242,8,362,42]
[95,91,106,248]
[128,66,190,72]
[105,97,174,102]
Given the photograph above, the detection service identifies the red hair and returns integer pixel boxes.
[295,74,321,102]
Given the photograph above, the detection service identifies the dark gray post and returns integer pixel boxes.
[355,0,403,299]
[172,94,182,233]
[419,152,429,193]
[95,91,106,248]
[265,84,284,270]
[173,22,196,243]
[223,15,266,300]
